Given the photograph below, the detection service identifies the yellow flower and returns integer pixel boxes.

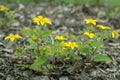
[84,32,96,39]
[0,5,9,11]
[63,42,70,47]
[111,30,119,38]
[32,16,52,26]
[97,25,110,30]
[69,42,78,50]
[55,35,65,41]
[4,34,22,42]
[84,18,97,25]
[63,42,78,50]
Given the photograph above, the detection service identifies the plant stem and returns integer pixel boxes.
[88,46,98,61]
[50,35,55,45]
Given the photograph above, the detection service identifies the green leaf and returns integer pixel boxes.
[28,38,35,45]
[30,56,47,71]
[27,38,37,49]
[46,64,53,70]
[74,55,82,60]
[71,34,80,42]
[22,29,35,35]
[42,30,52,37]
[15,50,24,56]
[23,27,39,36]
[17,64,31,68]
[41,64,54,72]
[78,44,91,53]
[47,43,62,55]
[89,39,103,48]
[33,56,47,65]
[94,54,111,62]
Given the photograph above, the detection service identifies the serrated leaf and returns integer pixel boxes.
[30,56,47,71]
[78,44,90,53]
[33,56,47,65]
[42,30,52,37]
[47,43,61,55]
[28,38,35,45]
[94,54,111,62]
[89,39,103,48]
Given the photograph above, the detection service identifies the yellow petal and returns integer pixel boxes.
[10,37,15,42]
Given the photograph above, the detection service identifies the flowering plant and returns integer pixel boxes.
[0,5,16,29]
[80,18,119,63]
[5,16,119,75]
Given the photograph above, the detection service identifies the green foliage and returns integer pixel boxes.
[22,27,39,36]
[94,54,111,62]
[41,30,52,37]
[15,46,25,56]
[0,8,17,29]
[108,0,120,6]
[47,43,61,55]
[4,0,40,3]
[101,7,120,19]
[0,18,5,27]
[71,34,80,42]
[50,0,120,6]
[90,0,103,6]
[78,44,91,53]
[3,0,120,6]
[88,39,104,49]
[30,56,48,71]
[27,38,37,48]
[17,64,31,68]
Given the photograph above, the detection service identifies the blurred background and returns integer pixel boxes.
[2,0,120,6]
[1,0,120,33]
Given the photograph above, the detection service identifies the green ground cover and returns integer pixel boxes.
[3,0,120,6]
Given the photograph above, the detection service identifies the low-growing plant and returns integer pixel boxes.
[0,5,16,29]
[4,15,119,77]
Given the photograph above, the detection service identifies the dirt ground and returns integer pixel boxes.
[0,2,120,80]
